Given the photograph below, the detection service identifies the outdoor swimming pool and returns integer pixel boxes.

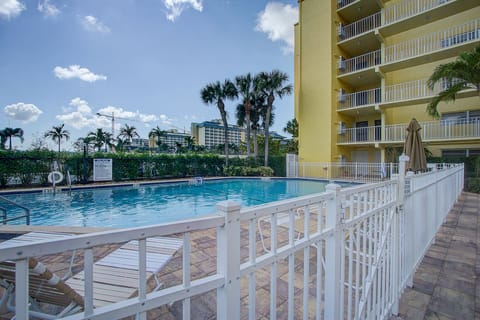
[1,178,356,228]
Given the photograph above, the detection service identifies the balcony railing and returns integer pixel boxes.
[338,88,381,110]
[339,12,381,41]
[339,18,479,76]
[337,0,357,9]
[338,118,480,144]
[383,0,451,25]
[383,78,434,103]
[338,78,468,111]
[339,0,453,41]
[339,49,381,74]
[384,18,480,63]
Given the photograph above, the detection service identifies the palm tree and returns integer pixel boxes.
[1,127,24,150]
[118,124,139,146]
[235,73,255,157]
[427,46,480,118]
[200,79,238,166]
[149,126,166,150]
[0,130,6,150]
[283,118,299,153]
[255,70,292,166]
[44,124,70,152]
[87,128,112,152]
[184,136,195,151]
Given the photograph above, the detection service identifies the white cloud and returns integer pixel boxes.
[163,0,203,22]
[54,65,107,82]
[37,0,60,17]
[255,2,298,54]
[81,15,110,33]
[56,98,162,132]
[4,103,43,123]
[56,98,107,130]
[0,0,25,19]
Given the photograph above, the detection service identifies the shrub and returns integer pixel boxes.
[466,177,480,193]
[223,166,274,177]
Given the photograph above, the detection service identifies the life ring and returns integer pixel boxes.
[48,171,64,184]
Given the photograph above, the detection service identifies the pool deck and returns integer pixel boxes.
[1,192,479,319]
[393,191,480,319]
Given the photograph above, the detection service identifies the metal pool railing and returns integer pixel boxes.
[0,162,464,319]
[0,195,30,225]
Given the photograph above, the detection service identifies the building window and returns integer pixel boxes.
[442,149,480,158]
[441,110,480,125]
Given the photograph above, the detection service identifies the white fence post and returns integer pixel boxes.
[216,201,241,320]
[324,183,342,319]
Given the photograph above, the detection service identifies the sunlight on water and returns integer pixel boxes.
[2,179,355,228]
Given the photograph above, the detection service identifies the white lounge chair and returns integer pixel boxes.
[65,236,183,308]
[0,232,182,318]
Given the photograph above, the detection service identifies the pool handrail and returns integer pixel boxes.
[0,195,30,225]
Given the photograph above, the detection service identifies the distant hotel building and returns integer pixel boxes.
[148,130,192,149]
[191,120,243,148]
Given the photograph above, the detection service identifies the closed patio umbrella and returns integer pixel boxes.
[404,118,427,172]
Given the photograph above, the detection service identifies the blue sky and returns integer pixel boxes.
[0,0,298,150]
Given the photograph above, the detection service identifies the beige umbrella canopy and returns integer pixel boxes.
[404,118,427,172]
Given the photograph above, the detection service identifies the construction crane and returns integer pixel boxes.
[96,112,116,138]
[96,112,190,136]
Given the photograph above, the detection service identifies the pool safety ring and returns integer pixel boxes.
[48,171,64,184]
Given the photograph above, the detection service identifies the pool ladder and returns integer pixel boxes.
[0,195,30,225]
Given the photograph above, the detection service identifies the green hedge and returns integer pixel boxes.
[0,151,287,188]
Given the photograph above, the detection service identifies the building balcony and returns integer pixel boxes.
[337,50,381,87]
[382,18,480,71]
[381,0,478,37]
[338,78,477,115]
[338,18,480,86]
[337,118,480,145]
[338,0,476,45]
[337,88,381,115]
[338,13,381,55]
[337,0,383,22]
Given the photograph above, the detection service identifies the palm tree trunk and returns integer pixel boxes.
[245,111,251,157]
[8,137,12,150]
[58,138,61,153]
[252,127,258,157]
[221,111,229,167]
[264,106,271,167]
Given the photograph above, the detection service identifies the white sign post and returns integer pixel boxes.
[93,158,113,182]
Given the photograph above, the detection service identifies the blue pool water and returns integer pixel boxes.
[2,179,354,228]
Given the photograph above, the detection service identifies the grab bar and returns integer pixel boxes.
[0,195,30,225]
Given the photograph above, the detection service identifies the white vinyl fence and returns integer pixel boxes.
[297,162,399,182]
[0,160,464,320]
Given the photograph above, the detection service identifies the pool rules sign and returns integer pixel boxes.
[93,158,113,181]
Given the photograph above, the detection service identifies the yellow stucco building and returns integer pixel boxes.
[295,0,480,165]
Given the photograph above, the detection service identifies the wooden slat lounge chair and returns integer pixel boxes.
[65,236,183,308]
[0,232,82,319]
[0,232,183,318]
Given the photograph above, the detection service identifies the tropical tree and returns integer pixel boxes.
[149,126,166,150]
[0,127,24,150]
[87,128,113,152]
[118,124,139,146]
[235,73,255,156]
[44,124,70,152]
[200,79,238,166]
[283,118,299,153]
[427,46,480,118]
[184,136,195,152]
[255,70,292,166]
[0,130,6,150]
